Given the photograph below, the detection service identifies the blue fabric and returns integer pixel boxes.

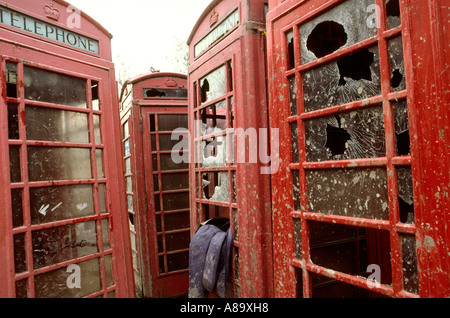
[188,219,232,298]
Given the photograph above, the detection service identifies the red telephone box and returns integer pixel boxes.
[119,72,190,298]
[187,0,273,297]
[0,0,135,298]
[267,0,449,297]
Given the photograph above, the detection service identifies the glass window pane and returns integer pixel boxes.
[8,103,19,139]
[101,218,111,250]
[6,62,18,98]
[306,168,389,220]
[13,233,27,273]
[24,66,87,108]
[388,36,406,92]
[165,231,190,252]
[393,99,410,156]
[27,147,92,181]
[305,105,386,161]
[11,188,23,228]
[300,0,378,64]
[25,106,89,143]
[303,45,381,112]
[160,154,189,171]
[163,212,190,231]
[397,166,415,224]
[34,258,101,298]
[401,234,419,294]
[158,114,188,131]
[96,149,104,178]
[29,184,94,225]
[9,146,21,183]
[163,192,189,211]
[32,221,98,269]
[99,183,107,214]
[386,0,401,29]
[161,172,189,191]
[94,115,102,144]
[200,65,226,104]
[167,251,189,272]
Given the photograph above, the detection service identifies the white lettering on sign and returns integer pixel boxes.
[0,5,99,54]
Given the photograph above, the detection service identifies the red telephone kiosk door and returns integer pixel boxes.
[0,0,134,298]
[267,0,449,298]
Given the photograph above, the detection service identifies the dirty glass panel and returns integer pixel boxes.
[24,66,87,108]
[303,45,381,112]
[306,168,389,220]
[32,221,98,269]
[167,252,189,272]
[99,183,107,214]
[200,65,226,104]
[6,62,18,98]
[14,233,27,273]
[289,76,297,115]
[104,253,114,287]
[94,115,102,144]
[158,133,187,151]
[164,231,190,252]
[232,208,238,241]
[96,149,104,178]
[154,195,161,212]
[11,188,23,228]
[25,106,89,143]
[401,234,419,294]
[386,0,401,29]
[8,103,19,139]
[305,105,386,161]
[161,172,189,191]
[163,192,189,211]
[101,218,111,250]
[300,0,377,64]
[159,153,189,171]
[397,166,414,224]
[292,170,301,211]
[34,258,101,298]
[231,171,237,203]
[164,212,190,232]
[158,114,188,131]
[293,218,302,259]
[388,36,406,92]
[27,147,92,181]
[290,122,299,163]
[29,184,94,225]
[9,146,21,183]
[15,279,28,298]
[393,99,410,156]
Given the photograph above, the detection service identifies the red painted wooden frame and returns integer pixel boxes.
[267,0,449,298]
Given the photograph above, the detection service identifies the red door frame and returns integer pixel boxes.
[0,0,134,298]
[267,0,449,298]
[119,73,190,298]
[187,0,273,298]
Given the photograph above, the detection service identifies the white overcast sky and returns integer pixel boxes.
[67,0,212,80]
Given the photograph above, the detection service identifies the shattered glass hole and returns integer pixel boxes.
[286,31,295,70]
[302,46,381,112]
[397,166,414,224]
[388,36,406,92]
[393,99,410,156]
[386,0,401,29]
[305,105,386,162]
[306,21,347,59]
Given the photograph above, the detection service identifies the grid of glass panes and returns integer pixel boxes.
[285,0,418,297]
[4,58,115,298]
[150,113,191,275]
[192,60,239,297]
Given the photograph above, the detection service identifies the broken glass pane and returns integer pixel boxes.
[303,45,381,112]
[25,106,89,143]
[300,0,377,64]
[286,31,295,69]
[397,166,414,223]
[210,172,230,202]
[29,184,94,225]
[201,135,227,167]
[401,234,419,294]
[386,0,401,29]
[200,100,227,136]
[6,62,18,98]
[24,66,87,108]
[200,65,226,104]
[388,36,406,91]
[393,99,410,156]
[306,168,389,220]
[305,105,386,161]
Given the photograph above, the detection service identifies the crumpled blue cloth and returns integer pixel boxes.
[188,218,232,298]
